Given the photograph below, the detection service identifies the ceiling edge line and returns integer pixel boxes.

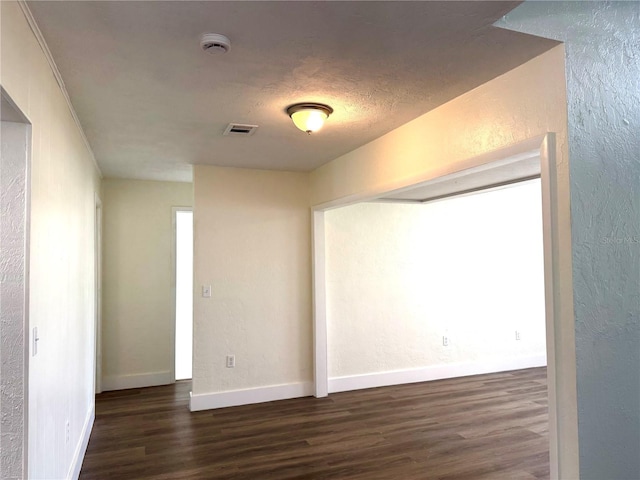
[17,0,103,179]
[416,174,542,204]
[370,199,424,205]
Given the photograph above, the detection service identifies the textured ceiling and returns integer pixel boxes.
[27,1,558,181]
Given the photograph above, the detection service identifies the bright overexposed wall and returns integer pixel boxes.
[191,166,311,409]
[311,46,577,478]
[326,181,546,382]
[1,2,102,478]
[102,179,192,390]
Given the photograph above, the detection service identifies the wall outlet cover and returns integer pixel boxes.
[226,355,235,368]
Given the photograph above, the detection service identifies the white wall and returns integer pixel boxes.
[326,181,546,386]
[310,46,577,478]
[1,2,102,478]
[102,178,192,390]
[191,166,312,410]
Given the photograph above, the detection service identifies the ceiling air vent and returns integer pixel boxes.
[223,123,259,136]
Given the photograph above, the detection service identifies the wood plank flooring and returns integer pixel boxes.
[80,368,549,479]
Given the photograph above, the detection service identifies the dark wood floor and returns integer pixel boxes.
[80,368,549,479]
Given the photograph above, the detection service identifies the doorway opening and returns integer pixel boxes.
[173,208,193,381]
[324,177,547,391]
[321,179,550,475]
[312,135,569,478]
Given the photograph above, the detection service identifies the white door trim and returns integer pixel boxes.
[311,210,328,397]
[94,195,103,394]
[311,134,575,480]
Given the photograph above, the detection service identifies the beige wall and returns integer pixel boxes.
[192,166,312,401]
[102,178,192,390]
[1,2,102,478]
[310,45,576,478]
[311,47,568,208]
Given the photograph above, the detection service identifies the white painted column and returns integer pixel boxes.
[312,210,328,397]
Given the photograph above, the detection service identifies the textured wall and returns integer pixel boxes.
[192,166,312,395]
[309,47,569,207]
[0,121,28,480]
[326,181,546,378]
[499,3,640,479]
[1,2,102,478]
[102,179,192,389]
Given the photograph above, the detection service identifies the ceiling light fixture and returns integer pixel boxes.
[286,103,333,134]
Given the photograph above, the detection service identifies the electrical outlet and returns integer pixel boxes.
[515,330,521,341]
[442,336,449,347]
[226,355,235,368]
[202,285,212,298]
[65,420,70,444]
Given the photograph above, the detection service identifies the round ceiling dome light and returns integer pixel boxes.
[200,33,231,54]
[286,103,333,134]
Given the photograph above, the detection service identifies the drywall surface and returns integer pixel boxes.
[1,2,102,478]
[192,166,312,396]
[499,4,640,479]
[310,46,578,477]
[326,182,546,378]
[102,179,192,389]
[310,47,568,208]
[0,121,29,480]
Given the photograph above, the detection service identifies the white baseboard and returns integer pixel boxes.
[190,382,314,411]
[188,356,545,411]
[328,354,547,393]
[68,404,94,480]
[102,371,172,391]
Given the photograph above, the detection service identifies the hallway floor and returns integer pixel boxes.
[80,368,549,479]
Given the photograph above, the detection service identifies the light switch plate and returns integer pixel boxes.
[32,327,39,356]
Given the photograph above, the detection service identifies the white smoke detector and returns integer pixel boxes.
[200,33,231,54]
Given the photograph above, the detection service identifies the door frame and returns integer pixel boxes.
[94,195,103,394]
[170,206,194,383]
[311,134,576,479]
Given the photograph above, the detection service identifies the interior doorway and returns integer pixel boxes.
[173,208,193,380]
[312,135,568,478]
[323,177,547,393]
